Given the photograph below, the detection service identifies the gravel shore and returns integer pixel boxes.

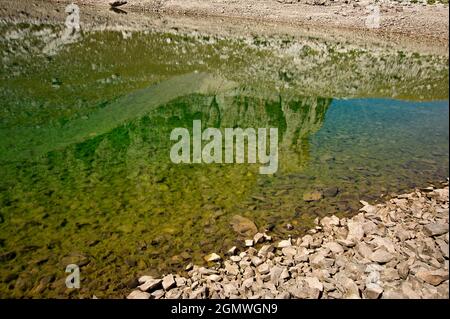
[128,182,449,299]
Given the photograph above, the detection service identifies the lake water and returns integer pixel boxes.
[0,24,448,298]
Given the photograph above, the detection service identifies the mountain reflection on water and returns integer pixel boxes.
[0,24,448,298]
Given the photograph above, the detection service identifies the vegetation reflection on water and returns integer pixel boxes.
[0,24,448,298]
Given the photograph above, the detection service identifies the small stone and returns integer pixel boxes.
[230,215,258,237]
[420,187,435,193]
[303,191,323,202]
[337,239,356,248]
[243,266,254,279]
[370,249,394,264]
[415,269,449,286]
[300,235,313,248]
[230,256,241,262]
[242,277,254,288]
[138,278,162,292]
[198,267,218,275]
[162,274,176,290]
[396,261,409,280]
[286,223,294,230]
[175,277,186,287]
[304,277,323,292]
[151,289,165,299]
[251,256,264,267]
[356,242,373,259]
[185,263,193,271]
[269,266,284,286]
[365,283,383,299]
[401,282,421,299]
[423,223,449,237]
[227,246,238,255]
[324,242,344,254]
[347,220,364,242]
[138,275,154,284]
[281,246,297,257]
[207,274,221,282]
[323,187,339,197]
[258,245,274,257]
[360,204,378,214]
[127,290,150,299]
[224,261,239,276]
[365,270,380,285]
[245,239,254,247]
[341,277,360,299]
[280,268,290,280]
[320,216,340,228]
[278,239,291,248]
[435,239,449,258]
[253,233,265,244]
[257,263,270,275]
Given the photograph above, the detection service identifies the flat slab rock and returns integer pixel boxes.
[423,223,449,237]
[127,290,150,299]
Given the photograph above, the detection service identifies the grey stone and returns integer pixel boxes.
[127,290,151,299]
[257,263,270,275]
[346,220,364,242]
[415,269,449,286]
[277,239,291,248]
[304,277,323,292]
[370,249,394,264]
[138,278,162,292]
[423,223,449,237]
[365,283,383,299]
[324,242,344,254]
[204,253,221,262]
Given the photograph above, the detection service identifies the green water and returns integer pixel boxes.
[0,24,448,298]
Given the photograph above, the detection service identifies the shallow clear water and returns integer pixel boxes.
[0,24,448,298]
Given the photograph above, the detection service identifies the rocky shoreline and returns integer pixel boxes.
[127,182,449,299]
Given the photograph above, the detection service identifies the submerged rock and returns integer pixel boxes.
[303,191,323,202]
[230,215,258,237]
[415,270,449,286]
[127,290,150,299]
